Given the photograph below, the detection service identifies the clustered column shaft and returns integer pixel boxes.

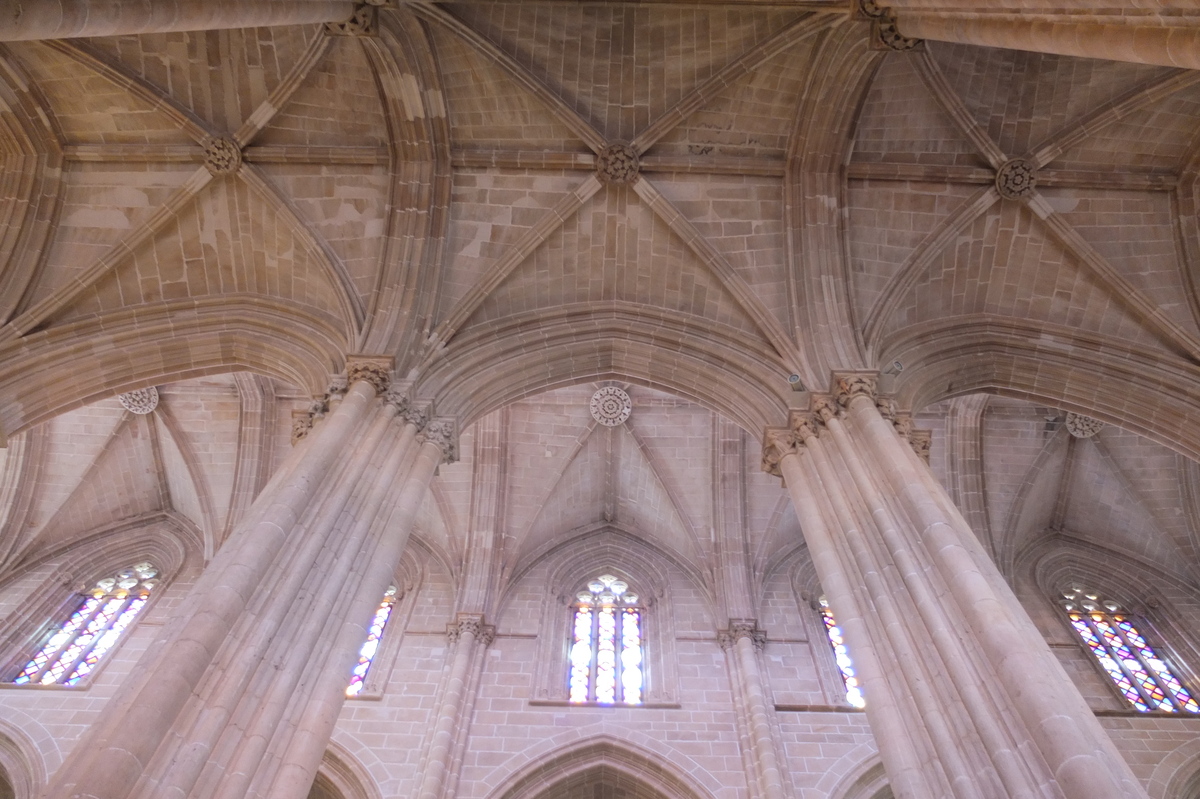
[720,621,787,799]
[44,358,457,799]
[763,372,1150,799]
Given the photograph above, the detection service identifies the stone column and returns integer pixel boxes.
[44,357,458,799]
[868,1,1200,70]
[415,614,495,799]
[0,0,357,41]
[762,373,1149,799]
[719,620,788,799]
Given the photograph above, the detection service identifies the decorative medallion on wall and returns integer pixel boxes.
[995,158,1037,200]
[590,387,632,427]
[596,143,640,185]
[118,387,159,415]
[1065,412,1103,439]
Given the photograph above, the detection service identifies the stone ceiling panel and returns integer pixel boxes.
[430,25,590,153]
[49,177,354,327]
[26,399,128,547]
[500,387,599,556]
[27,163,199,307]
[646,43,817,160]
[257,163,390,307]
[445,4,805,142]
[1064,433,1192,580]
[10,42,198,145]
[156,378,243,537]
[34,413,164,560]
[255,36,388,148]
[852,51,983,167]
[1049,82,1200,172]
[463,185,764,339]
[979,400,1064,549]
[928,43,1171,159]
[1040,188,1200,340]
[438,170,591,322]
[847,179,981,329]
[82,25,324,135]
[881,202,1165,351]
[648,174,790,335]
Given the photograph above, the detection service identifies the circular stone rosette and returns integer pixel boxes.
[1065,412,1103,439]
[995,158,1037,200]
[595,143,640,185]
[590,387,632,427]
[203,137,243,176]
[118,387,159,415]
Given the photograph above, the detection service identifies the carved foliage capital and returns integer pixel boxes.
[833,372,878,409]
[291,409,315,445]
[721,619,766,652]
[761,427,798,476]
[447,614,493,645]
[422,417,459,463]
[909,429,932,463]
[346,355,394,395]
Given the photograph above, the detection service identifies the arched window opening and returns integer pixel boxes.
[818,596,865,708]
[569,574,643,705]
[7,562,159,686]
[1060,587,1198,713]
[346,585,398,697]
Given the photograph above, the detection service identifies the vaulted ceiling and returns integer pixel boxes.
[0,4,1198,598]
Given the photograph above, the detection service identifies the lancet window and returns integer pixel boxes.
[1060,587,1199,713]
[818,596,865,708]
[568,574,643,705]
[7,562,159,686]
[346,585,398,697]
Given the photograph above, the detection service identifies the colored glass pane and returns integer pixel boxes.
[346,586,398,697]
[1062,590,1196,713]
[566,574,643,705]
[819,597,865,708]
[9,563,159,686]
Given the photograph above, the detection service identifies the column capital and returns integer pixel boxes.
[447,613,494,646]
[832,371,880,408]
[761,427,798,477]
[346,355,394,395]
[422,417,459,464]
[719,619,766,652]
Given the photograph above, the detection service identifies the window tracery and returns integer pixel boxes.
[818,596,865,708]
[7,562,159,686]
[1060,587,1198,713]
[346,585,398,697]
[568,574,643,705]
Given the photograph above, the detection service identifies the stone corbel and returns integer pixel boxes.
[325,4,379,36]
[345,354,394,395]
[290,409,315,445]
[852,0,923,51]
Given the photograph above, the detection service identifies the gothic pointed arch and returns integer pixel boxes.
[489,736,717,799]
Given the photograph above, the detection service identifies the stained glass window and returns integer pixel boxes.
[1061,588,1199,714]
[8,562,159,686]
[346,585,398,697]
[568,574,643,705]
[818,596,865,708]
